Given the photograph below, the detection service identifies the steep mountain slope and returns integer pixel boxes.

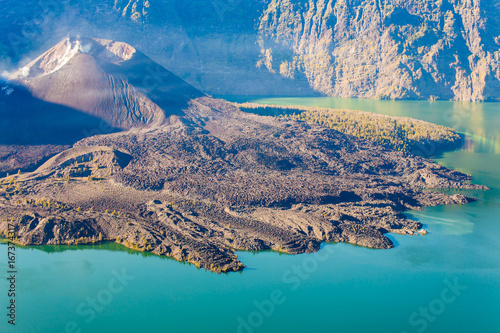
[0,80,120,145]
[258,0,500,101]
[9,37,203,130]
[1,1,498,100]
[0,0,312,96]
[0,36,204,175]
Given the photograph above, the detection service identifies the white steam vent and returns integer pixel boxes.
[80,43,93,54]
[38,37,81,75]
[22,67,30,77]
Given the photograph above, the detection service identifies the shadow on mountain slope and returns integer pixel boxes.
[100,51,205,117]
[0,83,121,145]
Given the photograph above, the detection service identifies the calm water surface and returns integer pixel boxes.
[1,98,499,333]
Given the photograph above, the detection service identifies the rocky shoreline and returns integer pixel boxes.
[0,38,487,273]
[0,97,485,273]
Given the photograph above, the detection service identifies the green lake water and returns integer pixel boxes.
[1,98,499,333]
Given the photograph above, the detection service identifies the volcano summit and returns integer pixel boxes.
[5,37,202,137]
[0,37,485,272]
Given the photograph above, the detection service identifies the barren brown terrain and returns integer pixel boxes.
[0,37,486,273]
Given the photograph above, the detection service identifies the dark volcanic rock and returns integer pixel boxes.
[0,38,487,273]
[0,95,485,272]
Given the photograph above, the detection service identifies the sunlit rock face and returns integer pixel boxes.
[1,1,499,98]
[257,0,500,101]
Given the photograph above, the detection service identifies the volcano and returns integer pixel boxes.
[0,37,485,273]
[4,37,203,143]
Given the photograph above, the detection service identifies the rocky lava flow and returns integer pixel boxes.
[0,37,486,273]
[0,97,484,272]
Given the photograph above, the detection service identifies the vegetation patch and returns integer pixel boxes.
[235,103,462,155]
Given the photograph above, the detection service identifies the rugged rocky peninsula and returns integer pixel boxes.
[0,37,486,273]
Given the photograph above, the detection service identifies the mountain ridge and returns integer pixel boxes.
[2,0,499,100]
[257,0,500,101]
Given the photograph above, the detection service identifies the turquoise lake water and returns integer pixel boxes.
[1,98,499,333]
